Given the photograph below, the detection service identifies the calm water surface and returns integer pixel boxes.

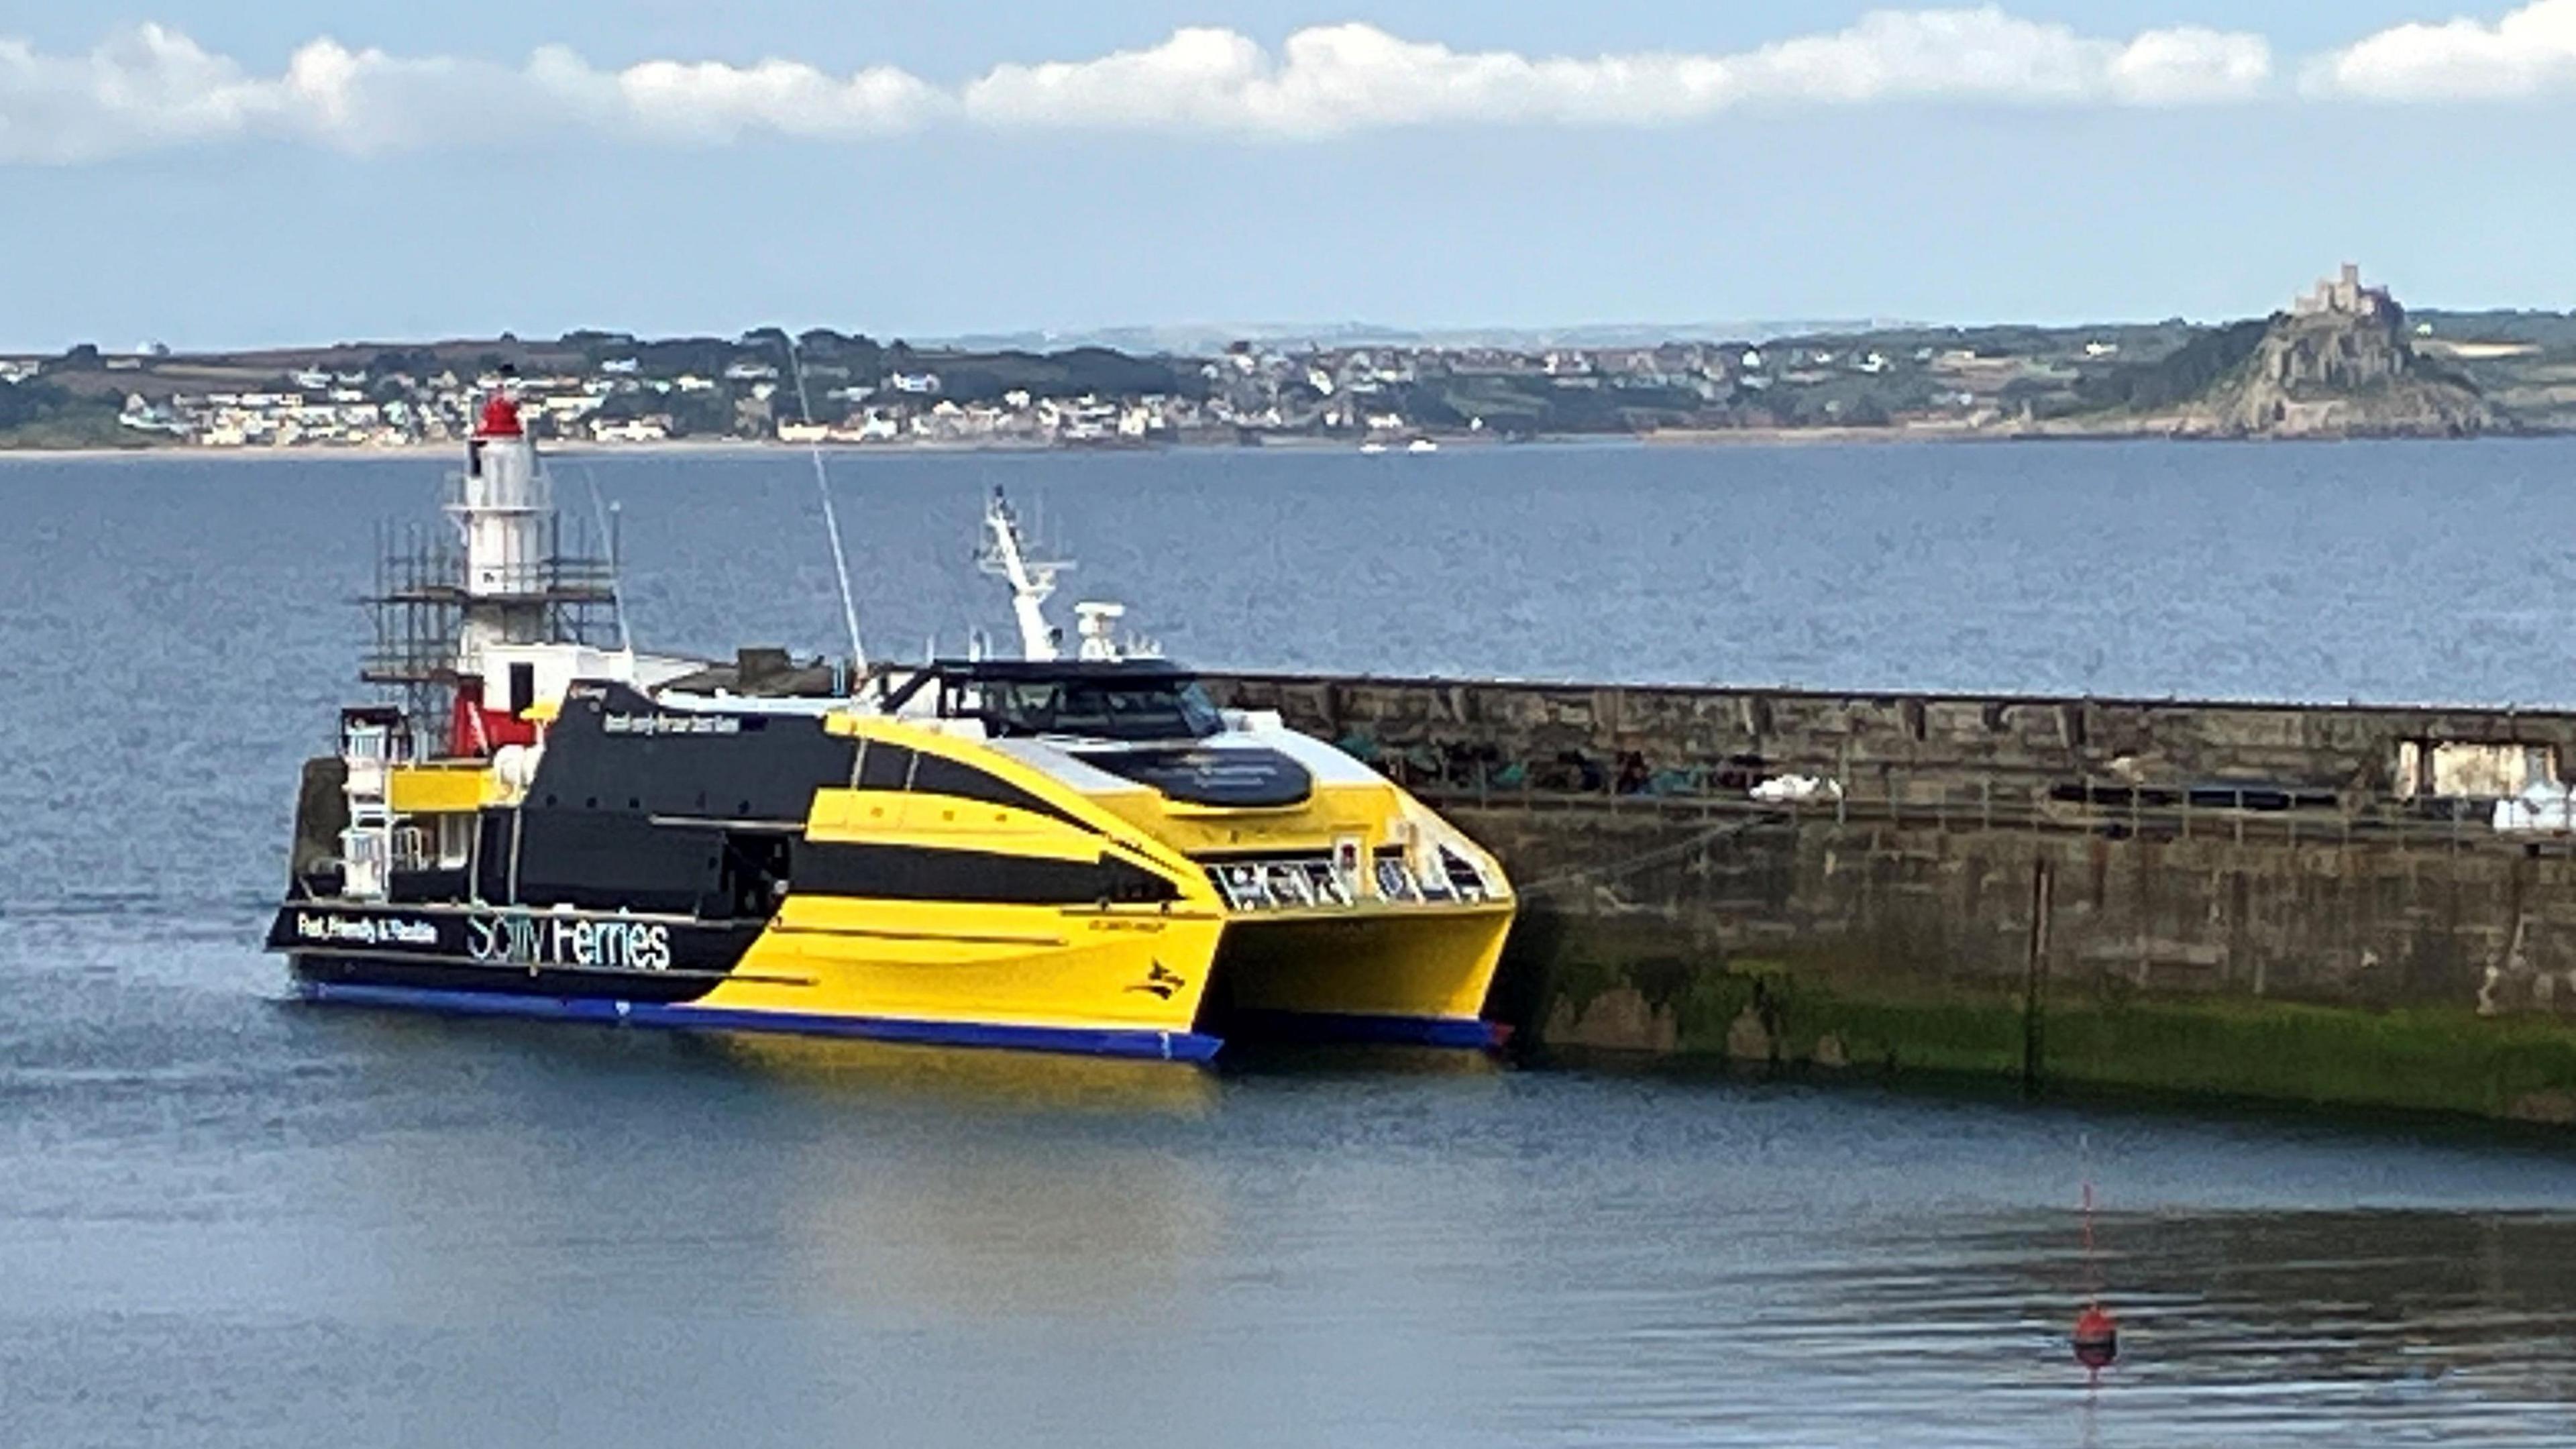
[6,440,2576,1446]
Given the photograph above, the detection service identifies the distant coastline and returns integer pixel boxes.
[6,272,2570,455]
[15,426,2574,469]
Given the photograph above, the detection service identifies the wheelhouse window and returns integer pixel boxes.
[972,676,1225,743]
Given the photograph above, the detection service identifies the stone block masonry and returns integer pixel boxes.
[1201,673,2576,1122]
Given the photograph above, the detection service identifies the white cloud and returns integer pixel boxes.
[0,25,271,164]
[608,55,939,142]
[0,25,938,162]
[0,9,2283,164]
[963,13,2274,136]
[2308,0,2576,100]
[2104,27,2277,105]
[1698,12,2269,111]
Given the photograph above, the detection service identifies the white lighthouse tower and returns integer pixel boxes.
[452,392,556,665]
[362,386,627,757]
[456,394,550,597]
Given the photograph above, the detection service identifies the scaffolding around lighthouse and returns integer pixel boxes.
[360,394,623,754]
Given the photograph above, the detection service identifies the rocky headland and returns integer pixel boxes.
[2091,265,2494,439]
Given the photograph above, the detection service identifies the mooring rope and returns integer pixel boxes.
[1511,814,1774,900]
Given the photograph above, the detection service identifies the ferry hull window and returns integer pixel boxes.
[855,741,918,792]
[437,813,473,869]
[473,809,515,905]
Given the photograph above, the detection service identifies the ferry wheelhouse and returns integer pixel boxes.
[268,396,1515,1061]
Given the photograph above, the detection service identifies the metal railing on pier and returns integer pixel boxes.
[1409,767,2560,857]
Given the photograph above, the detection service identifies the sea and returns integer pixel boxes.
[5,437,2576,1448]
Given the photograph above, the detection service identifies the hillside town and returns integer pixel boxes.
[5,270,2573,449]
[103,360,1216,450]
[0,330,2210,449]
[28,335,2047,450]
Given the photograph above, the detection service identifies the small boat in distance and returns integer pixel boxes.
[266,394,1517,1061]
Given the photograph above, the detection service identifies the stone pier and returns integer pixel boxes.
[1203,673,2576,1121]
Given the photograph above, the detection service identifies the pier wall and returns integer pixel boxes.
[1203,674,2576,1120]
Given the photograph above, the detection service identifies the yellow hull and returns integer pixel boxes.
[710,898,1224,1045]
[1204,903,1513,1046]
[678,895,1510,1056]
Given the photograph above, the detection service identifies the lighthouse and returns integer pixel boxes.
[445,391,555,752]
[360,381,625,758]
[455,392,551,606]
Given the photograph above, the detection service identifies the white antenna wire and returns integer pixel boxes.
[575,464,633,653]
[783,335,868,686]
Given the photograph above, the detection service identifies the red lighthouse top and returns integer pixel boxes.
[476,394,524,439]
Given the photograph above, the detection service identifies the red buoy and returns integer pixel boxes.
[2070,1139,2118,1377]
[2072,1302,2119,1372]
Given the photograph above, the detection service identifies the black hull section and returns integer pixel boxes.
[290,953,725,1004]
[271,902,766,1006]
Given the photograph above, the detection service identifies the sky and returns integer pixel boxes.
[1,1,2573,349]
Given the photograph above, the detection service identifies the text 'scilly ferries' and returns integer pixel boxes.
[266,396,1515,1061]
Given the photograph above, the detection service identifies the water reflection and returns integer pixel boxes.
[780,1132,1222,1322]
[1497,1203,2576,1446]
[13,987,2576,1446]
[1217,1041,1510,1081]
[2037,1212,2576,1430]
[692,1031,1220,1118]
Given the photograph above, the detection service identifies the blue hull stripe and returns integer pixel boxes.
[1226,1008,1502,1050]
[297,981,1224,1063]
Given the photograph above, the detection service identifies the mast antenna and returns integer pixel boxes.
[576,464,633,653]
[784,333,868,686]
[977,485,1067,661]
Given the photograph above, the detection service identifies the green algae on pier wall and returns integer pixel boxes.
[2043,1000,2576,1124]
[1510,935,2576,1124]
[1203,672,2576,1124]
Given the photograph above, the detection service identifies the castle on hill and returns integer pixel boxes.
[2292,262,2399,323]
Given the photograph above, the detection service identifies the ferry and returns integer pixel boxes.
[264,394,1515,1061]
